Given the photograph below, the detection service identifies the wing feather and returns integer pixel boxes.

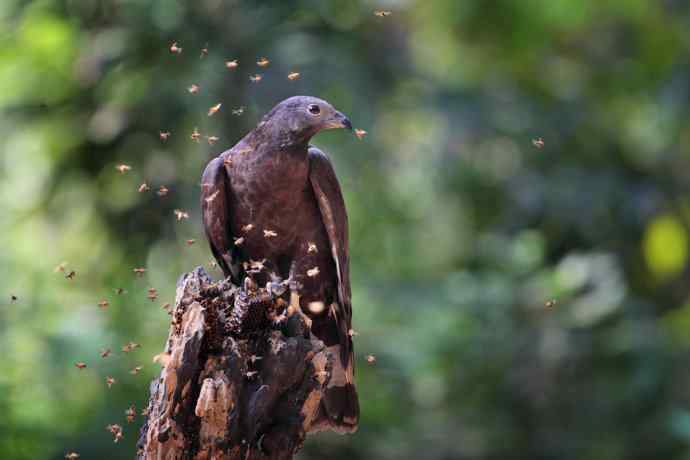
[200,155,240,282]
[308,147,353,359]
[308,146,359,431]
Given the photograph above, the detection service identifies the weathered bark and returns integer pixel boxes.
[137,267,333,460]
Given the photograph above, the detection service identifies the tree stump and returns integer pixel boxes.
[137,267,334,460]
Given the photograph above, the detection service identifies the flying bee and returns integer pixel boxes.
[200,44,208,58]
[186,239,196,245]
[169,41,182,54]
[125,405,136,423]
[188,84,200,94]
[545,299,557,309]
[100,348,112,358]
[105,424,120,433]
[190,128,201,142]
[249,74,262,83]
[65,270,76,280]
[106,423,123,439]
[174,209,189,221]
[307,267,320,277]
[98,299,109,309]
[159,131,171,141]
[105,424,124,443]
[256,57,270,67]
[65,452,80,460]
[133,267,146,276]
[75,362,87,369]
[374,10,392,17]
[106,376,116,388]
[287,72,300,80]
[208,103,222,116]
[107,422,122,432]
[241,224,254,232]
[138,183,150,193]
[263,229,278,238]
[206,136,219,145]
[157,185,169,197]
[354,128,367,140]
[115,164,131,174]
[366,354,377,364]
[232,106,245,116]
[122,341,140,352]
[225,59,238,69]
[54,261,68,273]
[307,242,318,253]
[130,365,143,375]
[532,137,545,149]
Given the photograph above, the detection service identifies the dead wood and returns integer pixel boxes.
[136,267,333,460]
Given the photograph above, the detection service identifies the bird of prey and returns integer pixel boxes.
[200,96,358,432]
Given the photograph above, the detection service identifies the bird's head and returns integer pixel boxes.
[258,96,352,147]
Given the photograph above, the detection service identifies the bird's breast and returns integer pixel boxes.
[228,147,317,256]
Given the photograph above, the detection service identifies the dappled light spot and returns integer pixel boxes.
[643,214,687,281]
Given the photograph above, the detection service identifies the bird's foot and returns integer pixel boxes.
[287,291,312,330]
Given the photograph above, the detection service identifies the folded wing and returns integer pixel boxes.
[200,155,240,282]
[308,146,359,432]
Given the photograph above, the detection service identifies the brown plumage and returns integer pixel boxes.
[200,96,358,433]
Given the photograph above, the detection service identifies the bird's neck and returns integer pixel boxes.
[242,126,311,187]
[249,119,315,152]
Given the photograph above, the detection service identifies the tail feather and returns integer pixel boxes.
[309,306,359,433]
[323,383,359,433]
[317,345,359,433]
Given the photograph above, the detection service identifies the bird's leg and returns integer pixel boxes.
[287,282,312,330]
[285,270,311,330]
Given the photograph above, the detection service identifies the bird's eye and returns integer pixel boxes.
[308,104,321,115]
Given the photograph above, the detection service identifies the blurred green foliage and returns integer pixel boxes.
[2,0,690,459]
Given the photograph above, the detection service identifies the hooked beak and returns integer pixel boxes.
[323,111,352,130]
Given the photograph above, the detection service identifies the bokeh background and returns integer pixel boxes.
[3,0,690,459]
